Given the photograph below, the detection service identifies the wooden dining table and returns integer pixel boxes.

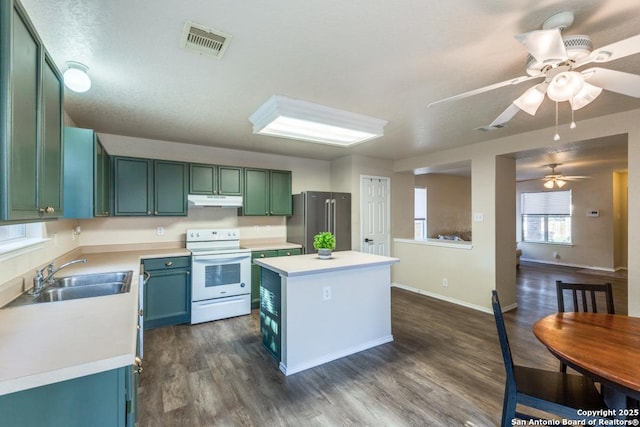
[533,312,640,402]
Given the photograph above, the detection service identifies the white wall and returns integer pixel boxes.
[392,108,640,316]
[517,168,618,270]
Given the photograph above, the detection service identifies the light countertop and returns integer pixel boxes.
[253,250,399,277]
[240,241,302,252]
[0,247,190,396]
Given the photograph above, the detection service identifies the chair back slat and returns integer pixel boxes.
[556,281,615,314]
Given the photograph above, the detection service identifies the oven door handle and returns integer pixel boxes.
[192,255,250,263]
[196,295,247,307]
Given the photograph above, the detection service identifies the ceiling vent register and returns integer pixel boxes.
[180,20,232,58]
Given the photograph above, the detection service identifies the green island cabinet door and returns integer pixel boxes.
[0,366,135,427]
[113,157,153,215]
[251,250,277,309]
[143,256,191,329]
[154,160,187,215]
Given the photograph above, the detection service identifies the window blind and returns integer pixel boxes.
[521,190,571,215]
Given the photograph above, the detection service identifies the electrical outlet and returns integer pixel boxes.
[442,278,448,287]
[323,286,331,301]
[157,227,164,236]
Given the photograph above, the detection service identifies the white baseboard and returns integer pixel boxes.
[279,335,394,376]
[391,283,502,314]
[519,257,615,272]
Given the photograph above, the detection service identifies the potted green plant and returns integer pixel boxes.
[313,231,336,259]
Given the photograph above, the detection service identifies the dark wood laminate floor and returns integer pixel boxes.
[138,261,628,426]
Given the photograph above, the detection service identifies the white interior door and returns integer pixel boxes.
[361,175,390,255]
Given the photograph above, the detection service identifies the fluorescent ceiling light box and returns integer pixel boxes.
[249,95,388,147]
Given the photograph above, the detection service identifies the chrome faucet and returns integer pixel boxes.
[29,258,88,296]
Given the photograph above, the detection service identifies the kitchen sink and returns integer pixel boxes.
[3,270,133,308]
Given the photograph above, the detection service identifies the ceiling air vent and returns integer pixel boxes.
[180,20,232,59]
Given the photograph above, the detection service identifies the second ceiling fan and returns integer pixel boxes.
[521,163,590,188]
[428,12,640,138]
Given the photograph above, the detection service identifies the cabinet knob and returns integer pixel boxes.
[165,261,173,266]
[147,211,151,215]
[154,211,158,215]
[265,212,269,215]
[286,252,291,256]
[102,211,109,215]
[134,356,143,374]
[260,254,265,258]
[39,206,55,214]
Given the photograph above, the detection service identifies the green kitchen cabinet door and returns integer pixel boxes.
[64,127,110,218]
[2,3,39,220]
[154,160,187,215]
[113,157,153,216]
[218,166,243,195]
[251,250,277,309]
[38,52,64,218]
[189,163,216,194]
[0,367,130,427]
[243,168,269,215]
[269,170,292,216]
[1,2,64,221]
[143,256,191,329]
[94,137,111,216]
[190,164,242,196]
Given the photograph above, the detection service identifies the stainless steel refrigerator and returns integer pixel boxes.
[287,192,351,253]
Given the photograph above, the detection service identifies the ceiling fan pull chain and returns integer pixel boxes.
[570,106,577,130]
[553,102,560,141]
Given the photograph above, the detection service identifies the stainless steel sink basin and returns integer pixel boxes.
[53,271,132,289]
[3,270,133,308]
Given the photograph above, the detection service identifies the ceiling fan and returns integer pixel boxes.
[428,12,640,139]
[521,163,589,188]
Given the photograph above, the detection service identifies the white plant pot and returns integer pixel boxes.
[317,248,333,259]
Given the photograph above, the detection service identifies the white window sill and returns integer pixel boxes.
[0,238,49,261]
[519,241,574,247]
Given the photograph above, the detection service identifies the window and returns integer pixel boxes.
[414,187,427,240]
[521,191,572,244]
[0,223,46,255]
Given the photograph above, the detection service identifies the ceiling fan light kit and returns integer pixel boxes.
[428,11,640,141]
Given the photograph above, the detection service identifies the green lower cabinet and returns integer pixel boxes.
[0,366,135,427]
[251,248,300,309]
[143,256,191,329]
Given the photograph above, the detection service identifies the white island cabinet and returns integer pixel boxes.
[254,250,399,376]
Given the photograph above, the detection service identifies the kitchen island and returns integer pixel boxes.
[254,250,399,376]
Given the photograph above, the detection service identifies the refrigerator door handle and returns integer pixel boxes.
[325,199,332,232]
[331,199,337,236]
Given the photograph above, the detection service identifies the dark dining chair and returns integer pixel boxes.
[556,280,614,373]
[491,290,608,426]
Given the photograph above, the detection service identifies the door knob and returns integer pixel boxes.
[365,238,374,243]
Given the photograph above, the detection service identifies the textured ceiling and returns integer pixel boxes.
[20,0,639,174]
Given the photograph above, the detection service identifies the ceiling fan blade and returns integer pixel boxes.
[575,34,640,67]
[428,74,543,107]
[514,28,568,63]
[582,67,640,98]
[489,103,521,127]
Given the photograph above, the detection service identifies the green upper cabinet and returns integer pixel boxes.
[189,163,242,196]
[113,156,187,216]
[154,160,188,215]
[269,169,292,215]
[243,168,292,216]
[0,0,64,221]
[63,127,111,218]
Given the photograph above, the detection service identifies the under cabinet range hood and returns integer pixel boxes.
[187,194,243,208]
